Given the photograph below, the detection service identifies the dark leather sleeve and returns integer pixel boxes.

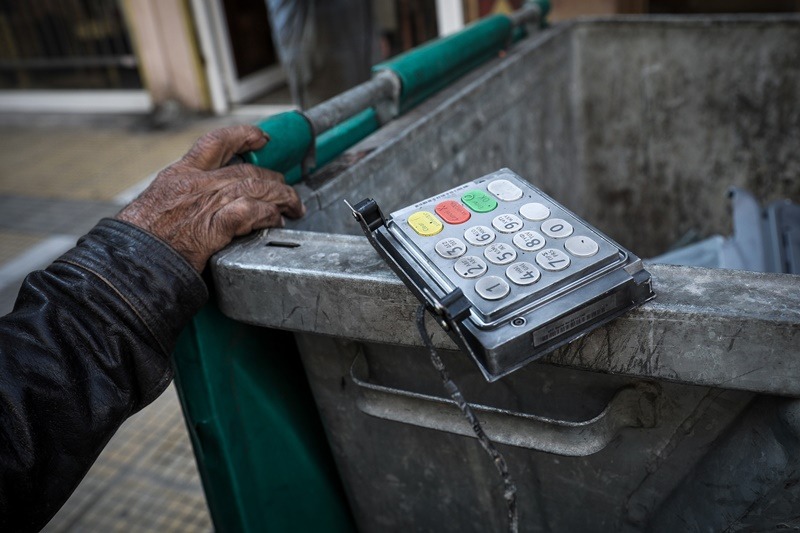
[0,218,208,532]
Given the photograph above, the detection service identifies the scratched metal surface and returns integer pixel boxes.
[214,229,799,397]
[295,334,755,532]
[213,16,800,532]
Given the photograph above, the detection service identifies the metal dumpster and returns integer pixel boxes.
[190,15,800,532]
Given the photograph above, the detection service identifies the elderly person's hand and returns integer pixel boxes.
[117,125,305,271]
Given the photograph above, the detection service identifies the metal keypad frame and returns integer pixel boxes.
[350,168,655,381]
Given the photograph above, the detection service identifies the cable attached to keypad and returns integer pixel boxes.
[415,304,519,533]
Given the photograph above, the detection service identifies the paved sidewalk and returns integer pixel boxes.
[0,114,248,531]
[0,116,237,314]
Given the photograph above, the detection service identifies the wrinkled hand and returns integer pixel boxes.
[117,125,305,271]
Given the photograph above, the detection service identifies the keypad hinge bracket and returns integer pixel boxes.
[347,198,387,232]
[435,288,472,324]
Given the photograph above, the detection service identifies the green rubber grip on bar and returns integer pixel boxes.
[276,108,380,184]
[244,111,313,185]
[373,1,550,109]
[315,108,380,169]
[373,14,512,108]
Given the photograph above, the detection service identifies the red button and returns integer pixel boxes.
[435,200,471,224]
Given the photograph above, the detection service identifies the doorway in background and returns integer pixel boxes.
[208,0,286,105]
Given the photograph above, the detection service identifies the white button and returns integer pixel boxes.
[484,243,517,265]
[435,238,467,259]
[464,225,496,246]
[536,248,571,271]
[492,214,524,234]
[506,262,541,285]
[512,230,546,252]
[541,218,573,238]
[454,256,488,278]
[487,179,523,201]
[475,276,510,300]
[519,202,550,221]
[564,236,599,257]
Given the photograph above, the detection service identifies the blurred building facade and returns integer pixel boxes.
[1,0,798,115]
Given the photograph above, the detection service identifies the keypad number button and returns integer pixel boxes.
[454,256,488,278]
[513,230,546,252]
[408,211,443,236]
[461,190,498,213]
[435,200,471,225]
[487,179,523,201]
[464,225,496,246]
[492,213,524,234]
[564,236,599,257]
[536,248,571,271]
[475,276,510,301]
[484,243,517,265]
[541,218,574,239]
[506,262,541,285]
[435,238,468,259]
[519,202,550,221]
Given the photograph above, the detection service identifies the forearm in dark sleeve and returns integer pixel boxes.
[0,218,208,532]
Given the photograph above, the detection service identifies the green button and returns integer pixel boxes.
[461,190,497,213]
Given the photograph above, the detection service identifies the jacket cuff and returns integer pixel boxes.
[54,218,208,355]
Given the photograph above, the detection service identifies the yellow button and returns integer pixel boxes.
[408,211,443,236]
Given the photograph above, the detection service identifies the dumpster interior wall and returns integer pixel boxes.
[296,17,800,261]
[571,18,800,257]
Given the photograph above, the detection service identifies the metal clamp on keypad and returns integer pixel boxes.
[348,168,655,381]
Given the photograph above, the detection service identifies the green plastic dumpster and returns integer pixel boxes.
[175,14,800,532]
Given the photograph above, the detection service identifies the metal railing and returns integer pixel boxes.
[0,0,140,89]
[244,0,551,184]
